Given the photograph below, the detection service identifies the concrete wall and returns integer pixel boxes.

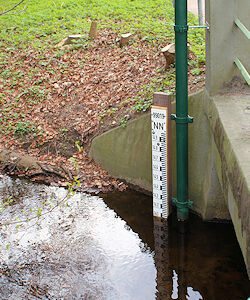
[90,90,231,220]
[90,113,153,192]
[90,89,250,276]
[205,0,250,95]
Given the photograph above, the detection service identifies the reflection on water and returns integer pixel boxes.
[171,270,179,299]
[153,213,250,300]
[0,177,249,299]
[0,177,156,299]
[154,217,204,300]
[101,190,250,300]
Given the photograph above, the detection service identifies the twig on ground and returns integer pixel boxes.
[26,172,46,178]
[60,164,74,181]
[0,0,30,16]
[9,157,21,173]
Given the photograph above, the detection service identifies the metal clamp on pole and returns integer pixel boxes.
[171,114,193,124]
[174,25,189,32]
[172,198,193,209]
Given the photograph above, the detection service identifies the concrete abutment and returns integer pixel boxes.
[90,89,250,277]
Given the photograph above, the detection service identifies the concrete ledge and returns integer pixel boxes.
[204,91,250,276]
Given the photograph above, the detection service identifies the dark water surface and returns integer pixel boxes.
[0,176,249,299]
[100,190,250,300]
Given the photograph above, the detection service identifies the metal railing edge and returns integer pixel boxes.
[234,19,250,40]
[234,58,250,85]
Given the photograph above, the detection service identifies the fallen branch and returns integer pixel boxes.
[37,162,66,179]
[26,172,46,178]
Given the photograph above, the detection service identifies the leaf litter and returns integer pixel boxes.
[0,28,205,192]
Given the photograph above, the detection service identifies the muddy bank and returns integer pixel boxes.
[0,148,125,192]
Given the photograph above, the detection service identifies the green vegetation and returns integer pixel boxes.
[0,196,13,212]
[0,0,175,48]
[130,67,176,113]
[0,0,205,128]
[0,0,204,60]
[13,120,39,136]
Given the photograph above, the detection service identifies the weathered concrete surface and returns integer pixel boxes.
[90,113,153,192]
[187,91,230,220]
[205,0,250,95]
[204,91,250,277]
[90,89,250,276]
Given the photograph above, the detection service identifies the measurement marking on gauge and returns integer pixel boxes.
[151,93,172,219]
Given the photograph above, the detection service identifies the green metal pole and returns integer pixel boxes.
[172,0,193,222]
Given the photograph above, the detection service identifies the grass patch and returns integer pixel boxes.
[0,0,205,66]
[0,0,204,62]
[0,0,175,48]
[0,0,205,134]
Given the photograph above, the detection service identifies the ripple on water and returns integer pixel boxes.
[1,177,250,300]
[0,177,157,299]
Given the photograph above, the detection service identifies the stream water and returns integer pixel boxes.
[0,176,249,300]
